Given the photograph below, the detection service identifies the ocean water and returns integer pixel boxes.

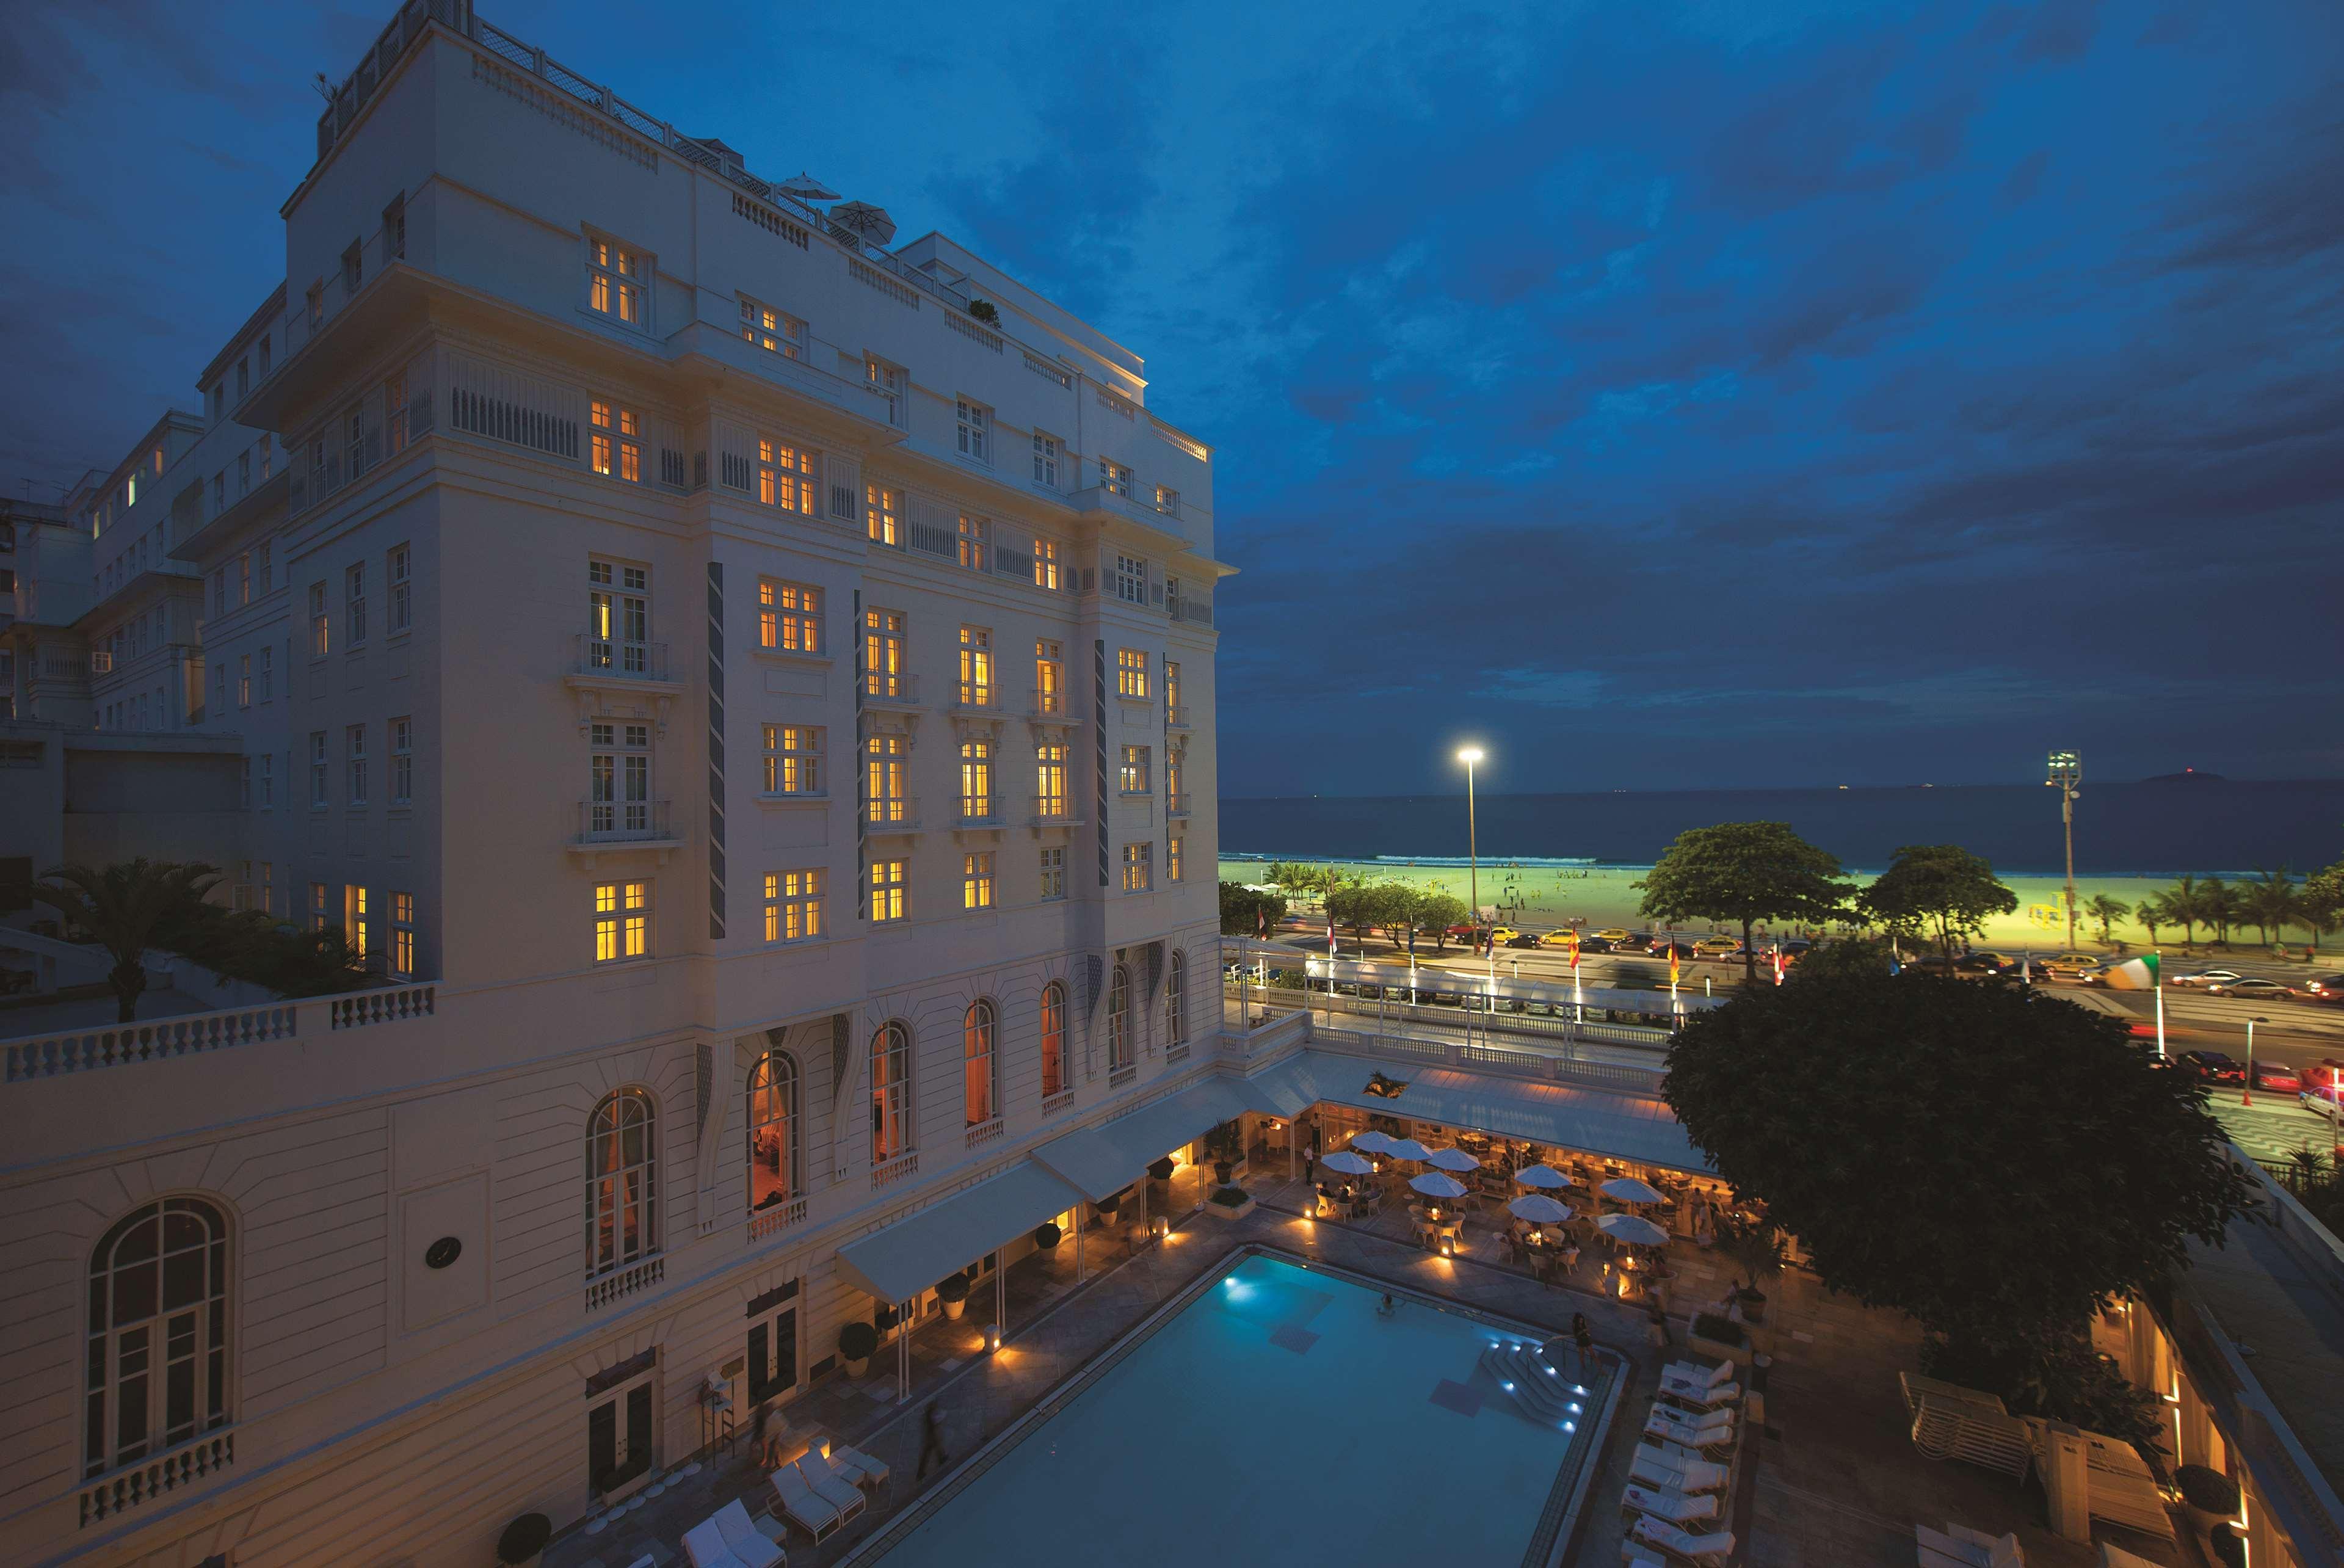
[1224,779,2344,876]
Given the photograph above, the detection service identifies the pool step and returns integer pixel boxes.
[1478,1342,1588,1426]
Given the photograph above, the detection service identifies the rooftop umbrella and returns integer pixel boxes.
[1514,1165,1573,1189]
[777,170,840,202]
[1425,1148,1480,1173]
[1597,1213,1670,1246]
[1349,1130,1395,1154]
[1385,1138,1433,1163]
[1601,1176,1665,1205]
[1409,1172,1468,1199]
[1321,1150,1373,1177]
[829,200,896,246]
[1509,1194,1572,1224]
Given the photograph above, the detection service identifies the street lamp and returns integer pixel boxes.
[2243,1016,2266,1106]
[2045,750,2081,954]
[1457,746,1487,1050]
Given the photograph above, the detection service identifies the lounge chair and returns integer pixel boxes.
[712,1499,786,1568]
[830,1441,891,1491]
[1661,1358,1733,1395]
[1622,1483,1719,1526]
[1629,1515,1735,1567]
[1631,1446,1730,1495]
[683,1518,754,1568]
[767,1464,842,1543]
[1645,1408,1735,1453]
[793,1454,866,1525]
[1659,1379,1741,1414]
[1917,1523,2024,1568]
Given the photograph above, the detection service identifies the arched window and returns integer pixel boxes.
[1166,950,1188,1047]
[1039,981,1067,1098]
[747,1051,798,1211]
[963,1000,997,1125]
[871,1022,913,1162]
[85,1197,230,1479]
[1107,964,1131,1070]
[587,1089,658,1275]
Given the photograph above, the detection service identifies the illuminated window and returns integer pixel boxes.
[1166,661,1181,713]
[760,725,822,795]
[1099,457,1133,498]
[863,607,905,699]
[1032,432,1060,488]
[1032,537,1062,590]
[1107,964,1132,1068]
[957,513,989,572]
[757,579,821,653]
[586,1088,657,1272]
[1167,752,1185,805]
[758,437,813,512]
[1119,746,1149,795]
[955,398,990,463]
[865,733,909,822]
[83,1197,231,1482]
[962,851,995,910]
[1034,639,1064,715]
[1036,742,1068,818]
[1039,845,1065,901]
[593,880,651,962]
[865,357,903,424]
[1154,484,1180,517]
[869,859,907,923]
[762,869,825,942]
[391,716,412,804]
[345,884,369,958]
[869,1022,912,1159]
[963,1000,996,1125]
[346,561,367,645]
[1040,981,1067,1094]
[1169,835,1185,883]
[1121,841,1152,893]
[959,741,993,821]
[738,296,805,359]
[590,722,652,835]
[586,238,647,327]
[1116,647,1148,699]
[1166,949,1188,1044]
[747,1051,797,1210]
[865,484,900,546]
[391,891,415,978]
[591,401,642,483]
[588,559,650,675]
[957,625,992,706]
[1114,554,1147,604]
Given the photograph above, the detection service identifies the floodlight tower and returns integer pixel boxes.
[2046,750,2082,954]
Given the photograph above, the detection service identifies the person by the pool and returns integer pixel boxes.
[1377,1292,1396,1317]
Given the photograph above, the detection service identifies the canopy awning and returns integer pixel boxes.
[1245,1050,1710,1173]
[1036,1076,1275,1200]
[835,1158,1086,1304]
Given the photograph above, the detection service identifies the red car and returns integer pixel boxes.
[2250,1060,2301,1093]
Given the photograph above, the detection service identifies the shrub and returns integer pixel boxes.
[1690,1313,1747,1348]
[838,1321,879,1362]
[1209,1186,1250,1208]
[1033,1222,1062,1250]
[935,1272,969,1304]
[2176,1464,2240,1515]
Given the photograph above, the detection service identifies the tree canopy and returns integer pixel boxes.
[1217,881,1286,936]
[1639,821,1852,982]
[34,859,219,1022]
[1665,968,2256,1367]
[1857,844,2018,961]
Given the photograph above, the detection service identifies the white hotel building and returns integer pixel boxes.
[0,2,1230,1561]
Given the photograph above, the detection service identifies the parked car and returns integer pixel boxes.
[2170,968,2244,989]
[1504,932,1543,949]
[1486,926,1522,946]
[2207,977,2296,1001]
[1692,936,1742,957]
[2177,1050,2244,1084]
[2301,1085,2344,1117]
[2039,954,2105,979]
[1445,923,1479,942]
[1955,953,2012,973]
[1903,955,1957,975]
[1592,927,1633,943]
[1650,942,1699,962]
[2250,1060,2301,1092]
[2299,974,2344,1003]
[1539,929,1581,948]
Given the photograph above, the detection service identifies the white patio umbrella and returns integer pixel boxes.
[1596,1213,1670,1247]
[1508,1194,1572,1224]
[1601,1176,1665,1205]
[1321,1150,1373,1177]
[1385,1138,1433,1163]
[777,170,840,202]
[828,200,897,246]
[1408,1172,1468,1200]
[1425,1148,1480,1173]
[1349,1130,1395,1155]
[1514,1164,1573,1189]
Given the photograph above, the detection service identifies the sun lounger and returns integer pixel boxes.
[1622,1482,1719,1526]
[1630,1515,1735,1567]
[712,1499,786,1568]
[767,1464,841,1542]
[683,1518,753,1568]
[1632,1446,1730,1495]
[1661,1358,1733,1395]
[1659,1376,1741,1414]
[793,1454,866,1525]
[827,1440,891,1490]
[1646,1408,1735,1453]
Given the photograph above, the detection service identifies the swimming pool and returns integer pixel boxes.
[859,1248,1617,1567]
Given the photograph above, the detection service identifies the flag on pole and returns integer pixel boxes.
[2100,953,2160,990]
[1773,945,1784,986]
[1668,945,1680,989]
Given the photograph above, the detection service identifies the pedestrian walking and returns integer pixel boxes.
[1646,1299,1673,1351]
[915,1401,950,1480]
[1571,1312,1594,1370]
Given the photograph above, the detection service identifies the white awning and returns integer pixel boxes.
[1034,1077,1273,1201]
[835,1159,1086,1305]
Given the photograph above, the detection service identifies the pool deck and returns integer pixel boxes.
[549,1156,2192,1568]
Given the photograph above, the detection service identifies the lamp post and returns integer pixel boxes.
[1457,746,1486,1050]
[2045,750,2081,955]
[2243,1015,2265,1106]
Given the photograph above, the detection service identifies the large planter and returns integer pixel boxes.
[1735,1287,1769,1326]
[497,1512,552,1568]
[1688,1312,1752,1371]
[838,1321,879,1379]
[2177,1465,2240,1536]
[936,1272,970,1321]
[1206,1187,1255,1221]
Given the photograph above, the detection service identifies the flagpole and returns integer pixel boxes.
[2152,949,2166,1060]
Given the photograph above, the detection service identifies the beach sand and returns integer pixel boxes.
[1216,856,2266,956]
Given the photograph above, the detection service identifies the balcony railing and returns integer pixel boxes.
[863,795,920,832]
[1042,1087,1076,1119]
[1031,690,1069,719]
[1031,806,1079,828]
[747,1196,807,1242]
[965,1116,1006,1151]
[952,682,994,711]
[955,800,998,827]
[872,1150,920,1189]
[1166,793,1192,816]
[571,633,672,683]
[79,1428,234,1528]
[1167,705,1191,729]
[584,1254,664,1312]
[576,799,674,844]
[863,671,919,706]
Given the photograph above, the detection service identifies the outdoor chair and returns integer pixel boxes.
[1631,1446,1730,1495]
[1621,1482,1719,1526]
[766,1464,842,1542]
[1628,1516,1735,1567]
[1658,1374,1741,1414]
[793,1454,866,1525]
[1646,1407,1735,1453]
[829,1440,891,1491]
[683,1517,755,1568]
[711,1499,786,1568]
[1661,1358,1733,1393]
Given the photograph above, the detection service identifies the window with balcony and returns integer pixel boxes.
[763,869,825,942]
[1170,835,1185,883]
[592,401,642,483]
[391,891,415,978]
[761,725,822,795]
[955,398,990,462]
[1167,949,1188,1045]
[1039,845,1065,901]
[865,358,904,424]
[758,438,814,513]
[962,851,995,910]
[593,881,651,962]
[1122,842,1152,893]
[588,559,650,675]
[346,562,368,647]
[1166,752,1185,805]
[1040,981,1067,1095]
[748,1052,798,1213]
[1114,554,1147,604]
[865,484,900,547]
[586,1087,657,1273]
[587,237,648,328]
[83,1197,231,1483]
[1033,537,1062,590]
[590,722,652,836]
[869,859,907,923]
[865,733,909,823]
[1120,746,1149,795]
[1166,661,1181,714]
[1036,742,1068,818]
[1116,647,1148,699]
[863,607,905,698]
[870,1022,913,1160]
[391,716,413,805]
[963,1000,996,1125]
[1034,639,1064,715]
[1032,432,1061,487]
[758,580,821,653]
[1107,964,1132,1069]
[389,544,410,633]
[739,296,805,359]
[957,513,989,572]
[1100,457,1133,498]
[957,625,992,706]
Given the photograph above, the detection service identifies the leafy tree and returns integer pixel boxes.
[2240,866,2301,949]
[1638,821,1852,984]
[1368,883,1428,954]
[1417,892,1470,952]
[33,859,220,1022]
[1787,936,1898,984]
[1326,882,1383,946]
[1666,967,2256,1436]
[1857,845,2019,963]
[2162,874,2204,951]
[1217,881,1286,937]
[2305,857,2344,932]
[2084,893,2131,946]
[2198,876,2240,948]
[2132,894,2166,948]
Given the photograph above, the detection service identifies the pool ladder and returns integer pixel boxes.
[1479,1341,1585,1425]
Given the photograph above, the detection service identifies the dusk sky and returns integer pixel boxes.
[6,0,2339,795]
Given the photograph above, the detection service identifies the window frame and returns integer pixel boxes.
[760,724,824,796]
[748,1051,800,1212]
[757,579,822,655]
[593,880,652,963]
[962,999,998,1127]
[586,1087,659,1276]
[869,1022,913,1161]
[1122,841,1153,893]
[738,296,806,360]
[962,849,995,910]
[586,234,650,330]
[1040,981,1068,1097]
[955,397,991,463]
[869,858,907,923]
[82,1197,232,1482]
[1107,964,1132,1069]
[762,869,825,942]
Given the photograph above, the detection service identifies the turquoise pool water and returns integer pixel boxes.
[869,1251,1612,1567]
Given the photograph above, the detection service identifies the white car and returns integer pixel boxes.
[2169,968,2244,989]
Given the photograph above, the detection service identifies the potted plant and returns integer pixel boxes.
[968,299,1000,325]
[1206,1185,1255,1221]
[1095,1191,1123,1229]
[1032,1221,1062,1252]
[496,1512,553,1568]
[2209,1524,2246,1567]
[2176,1464,2240,1536]
[1719,1215,1785,1326]
[838,1319,879,1379]
[935,1271,970,1321]
[1148,1155,1177,1183]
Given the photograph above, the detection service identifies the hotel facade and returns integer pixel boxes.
[0,2,1229,1561]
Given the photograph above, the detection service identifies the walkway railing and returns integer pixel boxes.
[1310,1023,1669,1097]
[5,983,438,1084]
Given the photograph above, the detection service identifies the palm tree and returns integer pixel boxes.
[2242,866,2302,950]
[32,860,220,1022]
[2164,875,2203,951]
[2199,877,2240,949]
[2133,893,2166,948]
[2084,893,2130,946]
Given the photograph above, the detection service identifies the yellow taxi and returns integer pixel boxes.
[1486,926,1521,945]
[1540,929,1581,948]
[1693,935,1743,957]
[2039,953,2104,978]
[1592,927,1632,943]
